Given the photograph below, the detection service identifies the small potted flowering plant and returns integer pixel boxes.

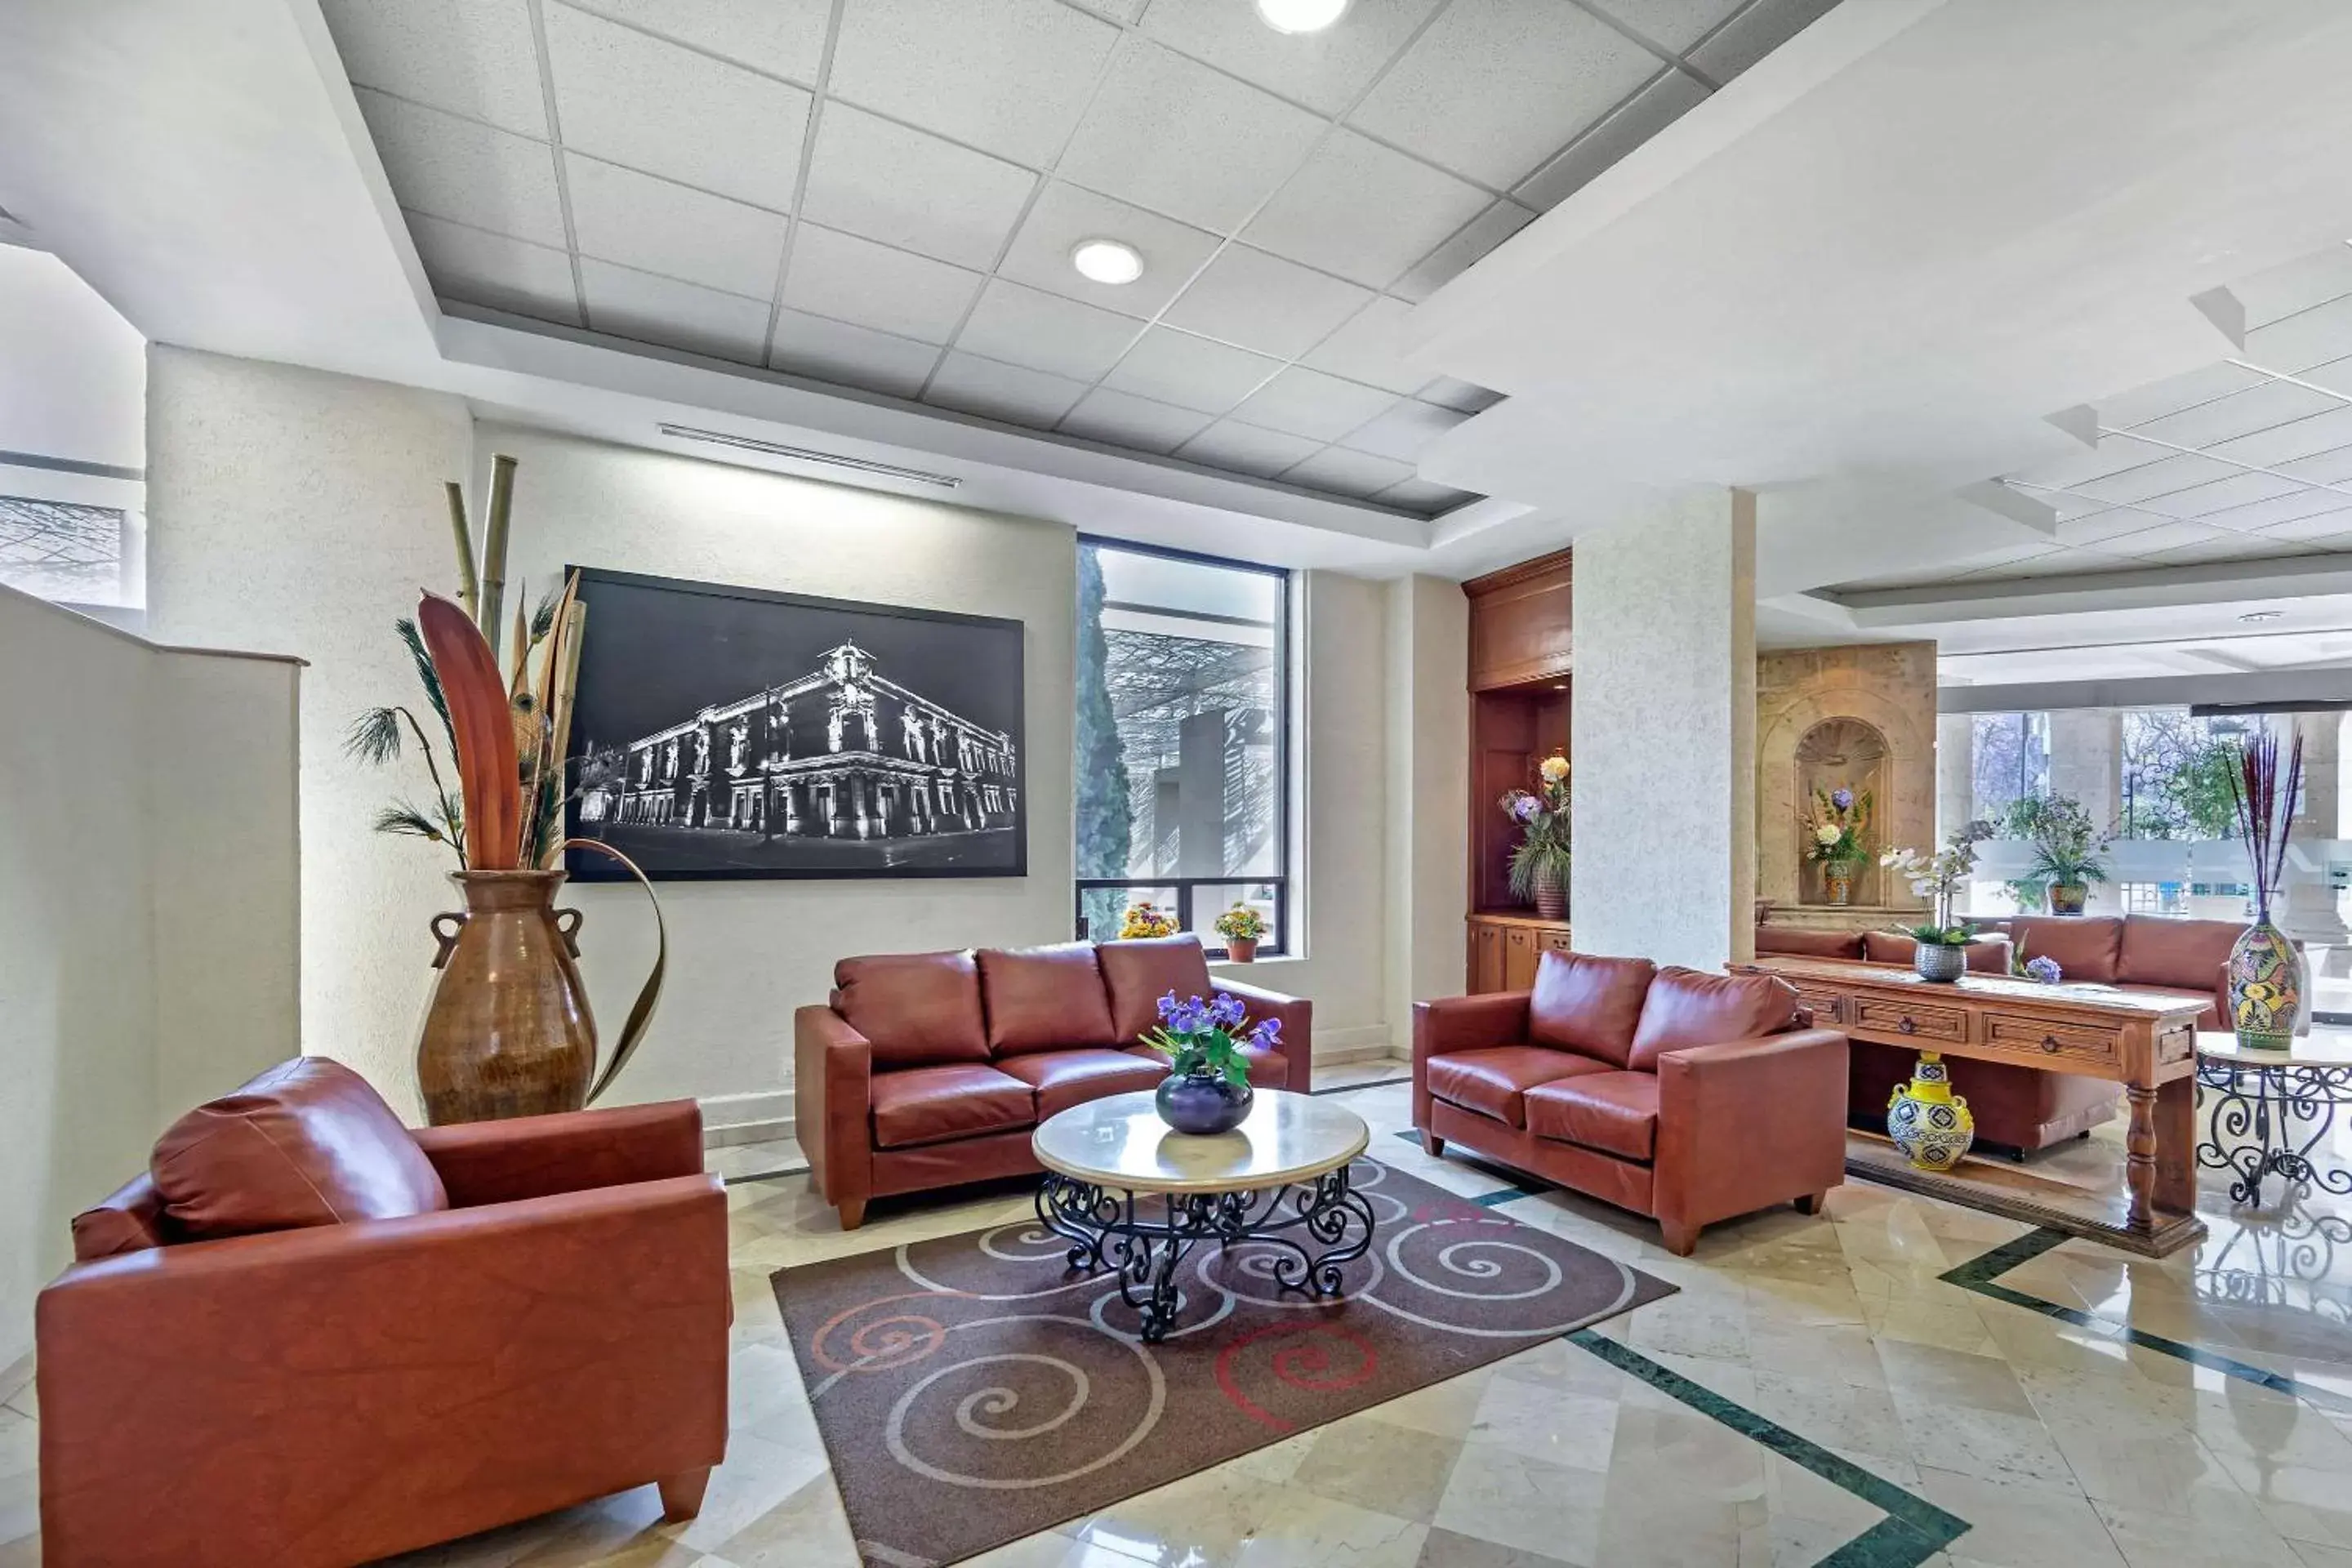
[1144,990,1279,1134]
[1119,901,1179,939]
[1214,902,1267,962]
[1805,785,1873,906]
[1499,754,1572,920]
[1880,821,1994,982]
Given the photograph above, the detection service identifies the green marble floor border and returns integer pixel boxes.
[1940,1226,2352,1414]
[1566,1330,1970,1567]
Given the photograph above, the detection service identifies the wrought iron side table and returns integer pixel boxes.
[2195,1032,2352,1207]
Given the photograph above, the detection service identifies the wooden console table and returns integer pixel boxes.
[1735,957,2208,1255]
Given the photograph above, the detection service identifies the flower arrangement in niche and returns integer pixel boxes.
[1805,785,1873,906]
[1881,820,1995,982]
[1120,902,1179,939]
[1499,753,1571,920]
[1214,902,1267,962]
[1144,991,1278,1134]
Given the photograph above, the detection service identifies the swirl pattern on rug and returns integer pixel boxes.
[772,1157,1674,1567]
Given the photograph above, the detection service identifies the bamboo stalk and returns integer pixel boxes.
[479,453,517,659]
[443,482,479,621]
[532,587,586,867]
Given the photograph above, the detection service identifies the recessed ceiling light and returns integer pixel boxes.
[1254,0,1349,33]
[2240,609,2286,623]
[1070,238,1143,285]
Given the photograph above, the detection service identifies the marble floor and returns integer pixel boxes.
[4,1055,2350,1568]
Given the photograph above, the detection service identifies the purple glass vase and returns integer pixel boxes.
[1156,1071,1253,1134]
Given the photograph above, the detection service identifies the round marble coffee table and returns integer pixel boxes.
[2196,1031,2352,1205]
[1031,1089,1374,1343]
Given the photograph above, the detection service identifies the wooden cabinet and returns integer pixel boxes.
[1464,550,1572,692]
[1466,912,1570,995]
[1461,549,1574,991]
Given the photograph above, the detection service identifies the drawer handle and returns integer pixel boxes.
[1898,1016,1917,1035]
[2041,1035,2061,1054]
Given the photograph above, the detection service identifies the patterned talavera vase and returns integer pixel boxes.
[2229,917,2300,1051]
[1823,862,1855,906]
[1887,1052,1974,1172]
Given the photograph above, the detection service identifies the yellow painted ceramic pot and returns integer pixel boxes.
[1887,1052,1974,1172]
[2228,919,2299,1052]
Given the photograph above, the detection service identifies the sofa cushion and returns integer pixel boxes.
[1525,1071,1658,1161]
[1098,935,1215,1044]
[1426,1045,1611,1129]
[998,1049,1168,1120]
[2117,915,2238,991]
[1628,967,1801,1072]
[2009,917,2123,984]
[870,1063,1036,1150]
[149,1058,448,1241]
[1527,951,1657,1069]
[978,942,1117,1056]
[833,951,991,1068]
[1755,927,1867,960]
[1862,932,2013,974]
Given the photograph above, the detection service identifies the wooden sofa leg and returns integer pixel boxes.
[1793,1192,1826,1216]
[838,1198,867,1232]
[1419,1129,1445,1157]
[1659,1220,1700,1257]
[658,1467,712,1521]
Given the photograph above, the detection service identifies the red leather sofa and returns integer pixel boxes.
[38,1058,728,1568]
[795,935,1312,1229]
[1413,952,1847,1254]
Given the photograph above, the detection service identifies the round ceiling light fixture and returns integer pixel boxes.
[1070,238,1144,285]
[1254,0,1350,33]
[2240,609,2286,623]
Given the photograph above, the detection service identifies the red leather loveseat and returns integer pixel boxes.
[1414,951,1847,1254]
[795,935,1312,1229]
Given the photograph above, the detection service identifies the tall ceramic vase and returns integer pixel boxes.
[1823,862,1855,907]
[2228,915,2300,1052]
[417,868,595,1125]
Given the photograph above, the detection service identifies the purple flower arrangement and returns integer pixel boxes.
[2024,955,2063,985]
[1147,990,1278,1085]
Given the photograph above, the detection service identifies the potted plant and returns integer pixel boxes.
[1880,822,1993,982]
[2223,729,2305,1050]
[1119,901,1179,939]
[1805,785,1873,906]
[2002,793,2111,915]
[1214,902,1267,962]
[1499,755,1571,920]
[1143,990,1278,1134]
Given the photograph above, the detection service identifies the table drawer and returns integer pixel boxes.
[1792,985,1846,1026]
[1854,996,1967,1043]
[1984,1012,2119,1067]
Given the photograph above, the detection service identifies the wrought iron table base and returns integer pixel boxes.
[1034,1165,1377,1343]
[2197,1055,2352,1207]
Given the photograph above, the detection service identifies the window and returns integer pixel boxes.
[1970,711,2048,823]
[1074,538,1290,958]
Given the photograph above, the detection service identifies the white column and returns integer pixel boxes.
[2284,711,2349,945]
[1382,574,1469,1051]
[1570,488,1757,969]
[1936,711,1974,840]
[2047,710,2124,914]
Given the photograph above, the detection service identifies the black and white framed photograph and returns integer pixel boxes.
[563,568,1026,880]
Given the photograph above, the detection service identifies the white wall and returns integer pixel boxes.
[0,583,298,1368]
[0,245,144,471]
[1383,575,1469,1047]
[1573,490,1757,969]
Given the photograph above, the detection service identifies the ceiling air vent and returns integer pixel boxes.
[656,423,961,489]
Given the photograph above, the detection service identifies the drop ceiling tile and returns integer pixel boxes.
[1137,0,1448,117]
[2126,378,2341,448]
[1377,476,1479,514]
[2148,470,2306,523]
[2100,519,2230,557]
[1392,199,1535,302]
[2276,443,2352,485]
[1952,541,2066,579]
[1303,296,1429,395]
[406,212,580,324]
[564,154,787,298]
[1243,131,1490,290]
[1281,446,1415,500]
[559,0,831,85]
[1232,367,1401,442]
[356,89,566,246]
[321,0,547,137]
[2247,299,2352,376]
[1101,328,1282,414]
[1174,421,1326,479]
[1160,247,1372,361]
[1067,0,1143,16]
[782,224,983,345]
[1058,387,1214,454]
[2054,508,2182,547]
[800,105,1036,270]
[2094,360,2271,429]
[1057,39,1328,233]
[1338,397,1468,462]
[1583,0,1745,54]
[1688,0,1842,80]
[2069,451,2239,505]
[1514,68,1707,212]
[2207,404,2352,469]
[924,352,1090,429]
[1419,376,1503,413]
[1351,0,1659,189]
[579,257,770,364]
[2256,506,2352,541]
[543,3,808,211]
[2006,434,2172,492]
[768,307,942,396]
[2229,243,2352,330]
[2137,533,2308,566]
[2200,488,2352,532]
[953,278,1143,381]
[831,0,1119,167]
[996,181,1221,318]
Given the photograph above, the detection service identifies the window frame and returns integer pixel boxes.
[1072,534,1294,961]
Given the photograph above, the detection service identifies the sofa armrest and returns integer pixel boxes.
[1413,992,1532,1128]
[1654,1028,1848,1234]
[410,1099,704,1207]
[1217,976,1314,1094]
[794,1004,873,1208]
[37,1175,729,1567]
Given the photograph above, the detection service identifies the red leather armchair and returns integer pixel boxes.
[38,1093,730,1568]
[1414,952,1847,1254]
